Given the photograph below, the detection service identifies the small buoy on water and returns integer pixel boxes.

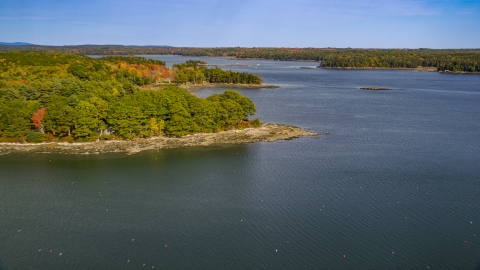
[127,260,131,263]
[164,244,168,248]
[343,254,346,259]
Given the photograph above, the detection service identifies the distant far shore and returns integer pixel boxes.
[317,66,480,74]
[317,66,439,72]
[0,124,317,156]
[228,58,319,62]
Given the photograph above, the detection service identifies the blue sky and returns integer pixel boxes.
[1,0,479,48]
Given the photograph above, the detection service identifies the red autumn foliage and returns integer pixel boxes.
[31,108,46,128]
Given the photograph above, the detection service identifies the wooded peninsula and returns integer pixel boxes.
[0,52,269,143]
[1,46,479,73]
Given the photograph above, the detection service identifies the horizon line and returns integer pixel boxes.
[1,43,480,50]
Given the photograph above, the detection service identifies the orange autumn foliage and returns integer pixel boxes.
[31,108,46,128]
[111,62,174,82]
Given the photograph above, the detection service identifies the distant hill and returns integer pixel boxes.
[67,44,172,47]
[139,45,172,47]
[0,42,34,46]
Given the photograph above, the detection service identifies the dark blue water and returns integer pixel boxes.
[1,57,480,269]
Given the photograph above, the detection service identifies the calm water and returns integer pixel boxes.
[1,57,480,269]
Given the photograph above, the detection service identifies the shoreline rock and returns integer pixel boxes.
[0,124,317,156]
[360,87,393,90]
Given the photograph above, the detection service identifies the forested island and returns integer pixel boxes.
[0,51,298,147]
[1,45,479,73]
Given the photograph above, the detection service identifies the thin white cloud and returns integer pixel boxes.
[296,0,441,17]
[0,16,17,21]
[22,16,53,21]
[60,20,102,26]
[453,7,478,15]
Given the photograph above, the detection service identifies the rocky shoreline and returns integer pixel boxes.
[0,124,317,156]
[317,66,438,72]
[228,58,319,62]
[180,83,279,90]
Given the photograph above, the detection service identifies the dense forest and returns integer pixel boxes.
[172,60,262,84]
[316,49,480,72]
[0,52,261,143]
[1,45,479,73]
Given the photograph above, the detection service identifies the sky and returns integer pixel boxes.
[0,0,479,48]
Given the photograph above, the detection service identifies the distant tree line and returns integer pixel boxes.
[315,49,480,72]
[172,60,262,84]
[2,46,478,73]
[0,52,261,142]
